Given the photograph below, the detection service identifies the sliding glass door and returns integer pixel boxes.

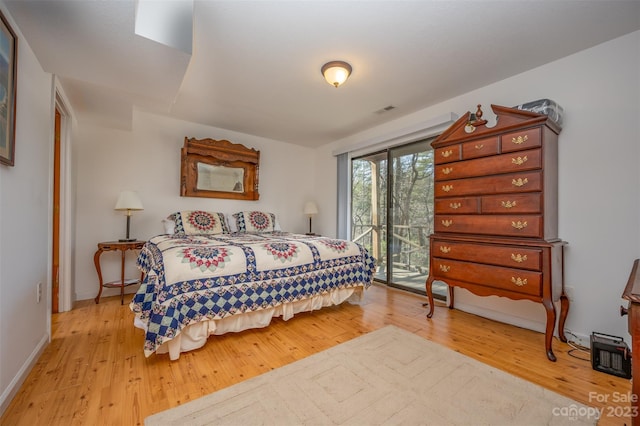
[351,138,439,294]
[388,141,434,291]
[351,151,388,282]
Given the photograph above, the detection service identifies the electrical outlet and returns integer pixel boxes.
[565,329,590,348]
[36,282,42,303]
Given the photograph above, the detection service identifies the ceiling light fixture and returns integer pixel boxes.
[321,61,352,88]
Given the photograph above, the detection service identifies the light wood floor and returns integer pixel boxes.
[1,283,632,425]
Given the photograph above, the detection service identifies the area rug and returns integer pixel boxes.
[145,325,597,425]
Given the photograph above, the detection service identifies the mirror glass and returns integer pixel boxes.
[196,163,245,193]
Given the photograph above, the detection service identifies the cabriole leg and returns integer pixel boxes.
[426,276,435,318]
[543,298,557,362]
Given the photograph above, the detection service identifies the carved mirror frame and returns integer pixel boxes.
[180,137,260,200]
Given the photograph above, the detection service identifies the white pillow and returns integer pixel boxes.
[225,213,238,232]
[161,218,176,234]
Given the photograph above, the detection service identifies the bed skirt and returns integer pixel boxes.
[133,286,364,360]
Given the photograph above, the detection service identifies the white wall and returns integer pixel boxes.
[73,110,317,301]
[315,31,640,345]
[0,4,54,414]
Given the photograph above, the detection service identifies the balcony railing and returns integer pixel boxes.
[352,223,430,274]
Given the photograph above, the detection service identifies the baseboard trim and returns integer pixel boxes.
[455,301,548,335]
[0,333,49,417]
[76,286,139,302]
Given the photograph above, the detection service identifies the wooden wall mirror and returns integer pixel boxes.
[180,137,260,200]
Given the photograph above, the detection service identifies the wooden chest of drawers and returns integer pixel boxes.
[425,104,568,361]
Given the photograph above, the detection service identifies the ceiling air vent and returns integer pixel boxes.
[375,105,396,114]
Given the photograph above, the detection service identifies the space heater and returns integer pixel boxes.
[590,332,632,379]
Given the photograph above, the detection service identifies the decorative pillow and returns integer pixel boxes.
[169,211,230,235]
[232,211,277,233]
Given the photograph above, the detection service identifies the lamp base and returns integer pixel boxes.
[119,215,136,242]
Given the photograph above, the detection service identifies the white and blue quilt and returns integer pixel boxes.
[130,232,376,357]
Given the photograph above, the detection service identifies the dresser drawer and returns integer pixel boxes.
[435,171,542,197]
[435,214,543,238]
[431,257,542,297]
[435,197,479,214]
[432,239,542,270]
[461,137,499,159]
[436,194,542,215]
[501,127,541,153]
[480,193,542,214]
[434,145,461,164]
[435,148,541,181]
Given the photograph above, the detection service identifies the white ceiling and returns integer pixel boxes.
[5,0,640,147]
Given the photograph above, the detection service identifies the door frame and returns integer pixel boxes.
[54,83,73,313]
[52,108,61,313]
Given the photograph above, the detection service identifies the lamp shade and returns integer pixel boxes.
[321,61,352,88]
[303,201,318,215]
[114,191,144,211]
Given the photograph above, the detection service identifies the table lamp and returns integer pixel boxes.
[303,201,318,235]
[114,190,144,242]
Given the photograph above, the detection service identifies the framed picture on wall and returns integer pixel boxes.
[0,10,16,166]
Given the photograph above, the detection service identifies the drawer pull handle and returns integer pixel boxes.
[441,150,453,158]
[511,221,528,230]
[501,200,517,209]
[475,144,484,149]
[511,253,528,263]
[442,184,453,192]
[442,219,453,227]
[512,178,528,187]
[439,246,451,254]
[511,277,528,286]
[439,265,451,273]
[449,202,462,209]
[512,156,528,166]
[442,167,453,175]
[512,135,528,145]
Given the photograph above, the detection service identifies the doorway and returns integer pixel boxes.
[351,138,445,297]
[52,90,72,313]
[52,108,61,313]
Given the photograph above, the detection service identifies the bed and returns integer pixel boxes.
[129,210,376,359]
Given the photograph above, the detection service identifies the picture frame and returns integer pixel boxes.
[180,137,260,201]
[0,10,17,166]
